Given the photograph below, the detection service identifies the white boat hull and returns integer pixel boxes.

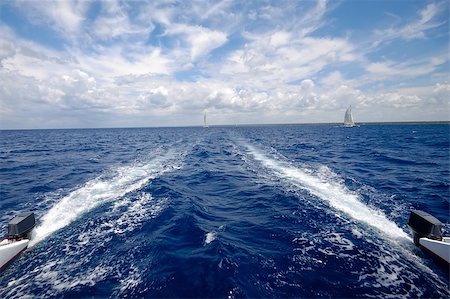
[419,237,450,265]
[0,239,29,271]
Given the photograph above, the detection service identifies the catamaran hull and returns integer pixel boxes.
[407,210,449,268]
[0,239,29,272]
[419,237,450,267]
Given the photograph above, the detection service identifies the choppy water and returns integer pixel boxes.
[0,124,449,297]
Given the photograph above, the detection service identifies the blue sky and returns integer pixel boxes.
[0,0,448,129]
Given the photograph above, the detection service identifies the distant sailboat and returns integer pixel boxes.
[343,105,357,127]
[203,112,208,128]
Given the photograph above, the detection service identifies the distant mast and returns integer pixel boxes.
[203,112,208,128]
[344,105,356,127]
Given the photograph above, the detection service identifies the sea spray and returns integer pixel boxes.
[1,126,448,298]
[244,143,409,239]
[30,152,183,247]
[242,142,450,291]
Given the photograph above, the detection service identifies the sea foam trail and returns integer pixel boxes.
[244,145,448,291]
[30,152,182,247]
[245,144,410,240]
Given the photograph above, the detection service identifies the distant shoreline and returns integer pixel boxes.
[1,121,449,131]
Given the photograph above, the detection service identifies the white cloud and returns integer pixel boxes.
[136,86,171,110]
[0,0,448,128]
[190,0,235,21]
[394,83,450,106]
[372,2,446,46]
[366,61,434,77]
[220,35,356,87]
[1,26,172,83]
[431,83,450,104]
[366,55,446,79]
[15,0,89,38]
[0,35,16,62]
[370,93,422,108]
[166,24,228,61]
[269,31,291,47]
[320,71,346,88]
[78,46,172,78]
[91,0,154,41]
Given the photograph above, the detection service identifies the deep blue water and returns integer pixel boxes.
[0,124,449,298]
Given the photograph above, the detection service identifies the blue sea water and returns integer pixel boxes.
[0,124,449,298]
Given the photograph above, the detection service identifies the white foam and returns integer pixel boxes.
[30,153,182,247]
[117,264,143,295]
[204,231,217,245]
[245,144,409,240]
[71,192,168,248]
[244,144,450,293]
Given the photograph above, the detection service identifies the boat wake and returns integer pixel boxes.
[243,143,409,240]
[240,142,448,294]
[30,149,184,247]
[2,148,185,297]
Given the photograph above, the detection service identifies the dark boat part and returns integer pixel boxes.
[7,212,36,239]
[407,210,443,246]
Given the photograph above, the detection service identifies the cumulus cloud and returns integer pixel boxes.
[0,0,448,128]
[137,87,171,110]
[370,93,421,108]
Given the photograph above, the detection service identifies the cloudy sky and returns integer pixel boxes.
[0,0,448,129]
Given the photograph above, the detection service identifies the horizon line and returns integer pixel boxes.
[1,120,449,131]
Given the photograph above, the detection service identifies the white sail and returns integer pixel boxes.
[344,105,355,127]
[203,112,208,128]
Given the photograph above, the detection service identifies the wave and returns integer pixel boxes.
[243,143,409,240]
[372,152,438,166]
[3,191,170,298]
[29,150,184,247]
[240,142,450,295]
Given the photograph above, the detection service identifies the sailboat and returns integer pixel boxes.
[343,105,357,127]
[203,112,208,128]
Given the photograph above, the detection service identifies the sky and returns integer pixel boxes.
[0,0,449,129]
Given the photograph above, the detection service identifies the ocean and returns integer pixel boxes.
[0,124,449,297]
